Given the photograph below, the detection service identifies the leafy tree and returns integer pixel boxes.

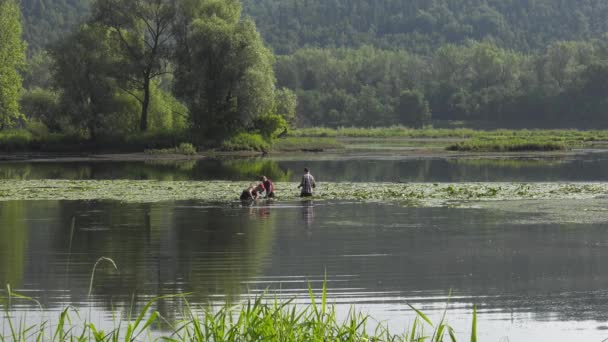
[274,87,297,124]
[396,90,431,128]
[174,0,275,141]
[91,0,176,131]
[50,24,121,139]
[0,0,27,128]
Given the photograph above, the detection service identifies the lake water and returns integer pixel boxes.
[2,153,608,341]
[2,150,608,182]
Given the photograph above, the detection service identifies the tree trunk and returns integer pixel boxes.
[140,77,151,131]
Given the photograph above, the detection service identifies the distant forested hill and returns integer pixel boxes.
[20,0,608,54]
[242,0,608,54]
[20,0,91,52]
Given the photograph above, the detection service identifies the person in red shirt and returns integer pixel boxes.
[261,176,275,198]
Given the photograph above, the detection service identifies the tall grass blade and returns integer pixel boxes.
[471,305,477,342]
[88,257,118,297]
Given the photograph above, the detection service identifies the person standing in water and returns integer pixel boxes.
[298,168,316,197]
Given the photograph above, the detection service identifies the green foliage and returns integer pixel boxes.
[19,87,60,130]
[50,24,121,139]
[0,0,27,128]
[21,0,92,52]
[277,40,608,128]
[174,3,276,141]
[221,132,270,152]
[396,90,432,128]
[91,0,177,131]
[253,113,287,139]
[242,0,608,54]
[274,87,297,124]
[145,142,197,155]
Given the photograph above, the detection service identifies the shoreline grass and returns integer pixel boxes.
[288,126,608,140]
[446,138,569,152]
[1,282,477,341]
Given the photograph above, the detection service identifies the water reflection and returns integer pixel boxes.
[301,200,315,230]
[2,152,608,182]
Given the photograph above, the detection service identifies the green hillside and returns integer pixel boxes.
[20,0,608,54]
[21,0,92,52]
[242,0,608,54]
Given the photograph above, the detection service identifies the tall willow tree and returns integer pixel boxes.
[92,0,176,131]
[0,0,26,128]
[174,0,276,141]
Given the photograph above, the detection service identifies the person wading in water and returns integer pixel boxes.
[298,168,316,197]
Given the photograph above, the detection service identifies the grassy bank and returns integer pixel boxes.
[2,126,607,153]
[1,180,607,205]
[288,127,608,151]
[289,126,608,140]
[1,283,477,341]
[446,138,568,152]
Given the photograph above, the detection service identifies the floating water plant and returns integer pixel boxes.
[0,180,605,207]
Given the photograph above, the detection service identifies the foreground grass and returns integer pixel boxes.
[1,282,477,342]
[2,180,607,206]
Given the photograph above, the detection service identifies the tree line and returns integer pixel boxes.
[2,0,295,147]
[276,39,608,128]
[243,0,608,54]
[6,0,608,137]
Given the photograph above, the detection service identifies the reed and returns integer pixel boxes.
[0,281,478,341]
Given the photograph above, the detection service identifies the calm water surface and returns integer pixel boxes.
[2,199,608,341]
[2,151,608,182]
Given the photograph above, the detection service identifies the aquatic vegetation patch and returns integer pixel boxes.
[273,137,345,152]
[0,180,607,206]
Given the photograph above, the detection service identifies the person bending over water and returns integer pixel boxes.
[298,168,316,197]
[240,184,261,201]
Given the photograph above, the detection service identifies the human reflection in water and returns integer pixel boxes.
[302,200,315,234]
[249,205,271,219]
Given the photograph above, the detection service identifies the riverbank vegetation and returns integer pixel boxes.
[7,0,608,154]
[1,283,477,341]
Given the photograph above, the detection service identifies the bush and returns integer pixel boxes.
[221,133,270,152]
[253,113,288,139]
[0,130,34,151]
[145,142,197,155]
